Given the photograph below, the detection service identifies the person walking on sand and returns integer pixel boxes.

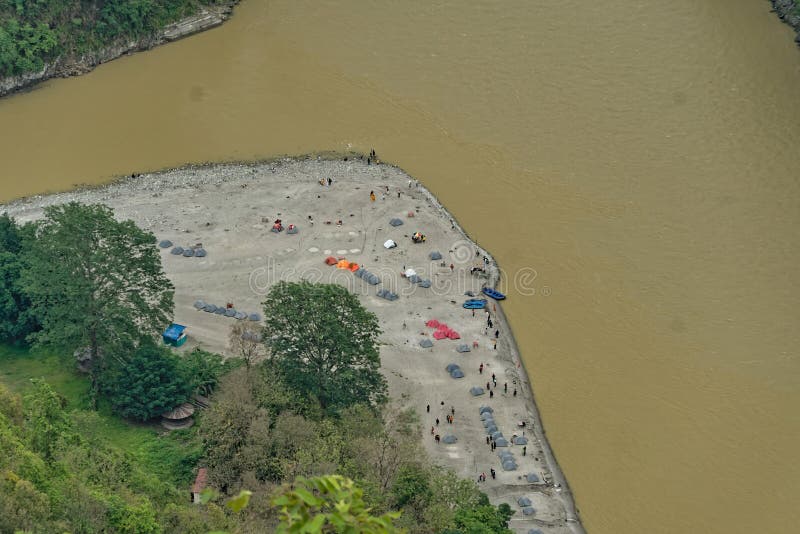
[513,388,517,397]
[490,468,496,479]
[479,363,484,374]
[450,263,454,272]
[504,382,508,393]
[427,404,430,413]
[435,434,440,444]
[436,418,440,425]
[495,329,500,339]
[522,445,527,456]
[370,191,376,202]
[493,340,497,350]
[490,390,494,399]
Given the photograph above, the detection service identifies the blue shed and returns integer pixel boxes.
[163,323,188,347]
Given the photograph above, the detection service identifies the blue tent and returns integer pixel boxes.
[163,323,187,347]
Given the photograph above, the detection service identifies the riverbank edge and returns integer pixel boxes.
[0,153,586,533]
[771,0,800,44]
[0,1,240,98]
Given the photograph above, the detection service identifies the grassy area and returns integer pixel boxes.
[0,344,202,487]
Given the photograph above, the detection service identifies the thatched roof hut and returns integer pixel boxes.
[161,402,195,430]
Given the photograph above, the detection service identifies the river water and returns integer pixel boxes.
[1,1,799,532]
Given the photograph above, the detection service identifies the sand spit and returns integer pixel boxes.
[2,157,585,534]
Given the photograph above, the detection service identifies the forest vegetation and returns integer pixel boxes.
[0,206,515,533]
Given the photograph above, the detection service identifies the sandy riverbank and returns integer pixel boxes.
[1,157,585,534]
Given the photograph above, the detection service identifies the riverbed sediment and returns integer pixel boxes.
[2,156,585,533]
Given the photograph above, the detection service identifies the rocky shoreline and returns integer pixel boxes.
[0,1,239,98]
[2,156,586,533]
[771,0,800,44]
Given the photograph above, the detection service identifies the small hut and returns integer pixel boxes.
[163,323,187,347]
[162,402,195,430]
[191,468,208,504]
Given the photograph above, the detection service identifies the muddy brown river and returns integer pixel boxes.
[1,1,799,532]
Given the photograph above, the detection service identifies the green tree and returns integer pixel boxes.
[271,475,403,533]
[0,214,37,344]
[21,202,174,406]
[182,347,227,397]
[104,339,191,421]
[452,497,514,534]
[262,281,386,412]
[24,379,72,460]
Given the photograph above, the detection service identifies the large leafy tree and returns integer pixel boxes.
[21,202,174,405]
[103,339,191,421]
[262,281,386,412]
[271,475,403,533]
[0,214,37,344]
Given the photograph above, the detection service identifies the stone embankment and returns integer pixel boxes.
[0,2,238,98]
[771,0,800,44]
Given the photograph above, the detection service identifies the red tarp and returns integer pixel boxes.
[447,330,461,340]
[436,323,449,331]
[433,330,448,340]
[325,256,337,265]
[426,319,440,328]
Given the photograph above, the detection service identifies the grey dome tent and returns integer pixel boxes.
[485,424,498,434]
[456,344,471,353]
[502,460,517,471]
[513,436,529,445]
[389,218,404,227]
[470,386,485,396]
[214,307,226,315]
[171,246,184,255]
[495,437,510,447]
[203,304,217,312]
[287,226,299,234]
[528,530,544,534]
[419,339,434,348]
[377,289,399,301]
[183,248,195,257]
[354,268,365,279]
[248,313,262,321]
[525,473,540,483]
[442,434,457,444]
[159,240,173,248]
[522,507,536,516]
[195,248,207,257]
[407,274,422,283]
[225,308,237,317]
[491,431,504,440]
[480,411,494,420]
[482,418,495,427]
[445,363,460,373]
[450,369,464,379]
[479,405,493,414]
[429,251,442,260]
[235,311,247,320]
[418,279,432,288]
[193,300,206,310]
[517,497,532,507]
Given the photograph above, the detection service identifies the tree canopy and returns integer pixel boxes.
[0,214,37,344]
[21,202,174,403]
[262,281,386,411]
[103,339,192,421]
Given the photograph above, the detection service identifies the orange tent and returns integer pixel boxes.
[348,263,360,272]
[336,259,351,269]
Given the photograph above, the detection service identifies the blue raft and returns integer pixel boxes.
[463,299,488,309]
[482,287,506,300]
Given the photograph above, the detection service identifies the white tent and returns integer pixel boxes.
[383,239,397,249]
[404,268,417,277]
